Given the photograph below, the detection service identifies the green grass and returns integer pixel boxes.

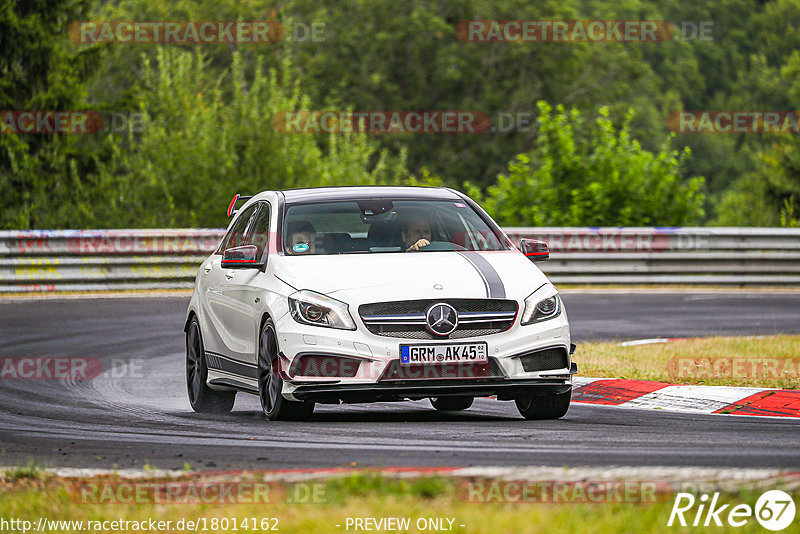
[0,473,793,534]
[3,461,44,482]
[579,335,800,388]
[325,473,450,501]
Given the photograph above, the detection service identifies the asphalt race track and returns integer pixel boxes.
[1,291,799,471]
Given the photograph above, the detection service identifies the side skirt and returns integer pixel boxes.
[206,351,259,394]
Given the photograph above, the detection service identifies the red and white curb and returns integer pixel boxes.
[573,377,800,418]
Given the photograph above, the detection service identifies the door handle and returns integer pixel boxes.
[225,272,234,280]
[203,265,212,274]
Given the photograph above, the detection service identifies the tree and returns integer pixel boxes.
[714,49,800,227]
[467,101,705,226]
[0,0,95,228]
[74,48,409,228]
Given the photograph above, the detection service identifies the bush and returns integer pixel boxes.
[467,102,705,227]
[1,48,408,229]
[82,49,409,228]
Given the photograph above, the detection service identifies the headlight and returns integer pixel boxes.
[288,290,356,330]
[520,283,562,325]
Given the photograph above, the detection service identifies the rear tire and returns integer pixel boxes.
[186,317,236,413]
[430,396,474,411]
[515,389,571,420]
[258,318,315,421]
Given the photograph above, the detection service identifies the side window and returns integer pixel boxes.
[220,204,258,252]
[245,203,271,256]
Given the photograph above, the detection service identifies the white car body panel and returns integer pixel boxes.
[273,250,548,300]
[185,187,574,408]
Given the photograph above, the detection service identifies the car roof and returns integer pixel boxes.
[280,186,461,204]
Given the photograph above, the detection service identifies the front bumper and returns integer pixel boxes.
[275,306,573,402]
[291,375,573,403]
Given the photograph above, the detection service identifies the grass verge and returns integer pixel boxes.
[3,461,43,482]
[0,472,792,534]
[578,335,800,388]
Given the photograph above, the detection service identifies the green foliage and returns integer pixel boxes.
[0,0,96,228]
[84,48,407,228]
[781,199,800,228]
[2,0,800,228]
[2,45,408,228]
[282,0,663,190]
[714,49,800,227]
[4,460,44,481]
[324,473,449,502]
[469,102,704,227]
[0,0,93,109]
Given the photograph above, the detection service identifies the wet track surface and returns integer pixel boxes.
[1,291,799,470]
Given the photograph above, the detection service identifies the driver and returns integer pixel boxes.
[286,221,316,255]
[401,213,432,251]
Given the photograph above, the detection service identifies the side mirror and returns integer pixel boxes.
[221,245,260,268]
[519,239,549,262]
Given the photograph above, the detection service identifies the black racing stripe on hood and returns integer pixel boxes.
[457,251,506,299]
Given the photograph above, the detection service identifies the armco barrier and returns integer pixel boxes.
[0,227,799,292]
[0,229,224,292]
[503,227,800,286]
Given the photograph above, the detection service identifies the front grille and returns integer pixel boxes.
[519,348,569,372]
[379,357,505,382]
[359,299,517,339]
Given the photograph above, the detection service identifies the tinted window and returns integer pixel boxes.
[220,204,258,251]
[246,203,271,256]
[283,199,507,255]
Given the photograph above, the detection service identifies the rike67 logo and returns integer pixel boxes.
[668,490,796,531]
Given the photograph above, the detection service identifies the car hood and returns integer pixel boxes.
[273,250,548,303]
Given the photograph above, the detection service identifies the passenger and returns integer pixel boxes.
[401,213,432,251]
[286,221,316,255]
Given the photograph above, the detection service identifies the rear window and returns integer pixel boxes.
[282,199,508,255]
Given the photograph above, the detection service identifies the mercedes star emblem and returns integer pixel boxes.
[425,303,458,336]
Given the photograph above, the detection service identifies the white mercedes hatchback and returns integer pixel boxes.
[185,186,576,420]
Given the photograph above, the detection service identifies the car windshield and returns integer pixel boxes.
[283,199,508,255]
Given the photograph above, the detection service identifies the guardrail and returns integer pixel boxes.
[1,227,799,292]
[504,227,800,286]
[0,229,223,292]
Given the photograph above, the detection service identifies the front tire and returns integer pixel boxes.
[186,317,236,413]
[430,396,474,411]
[515,389,571,420]
[258,318,314,421]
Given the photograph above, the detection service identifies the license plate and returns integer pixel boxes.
[400,342,488,364]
